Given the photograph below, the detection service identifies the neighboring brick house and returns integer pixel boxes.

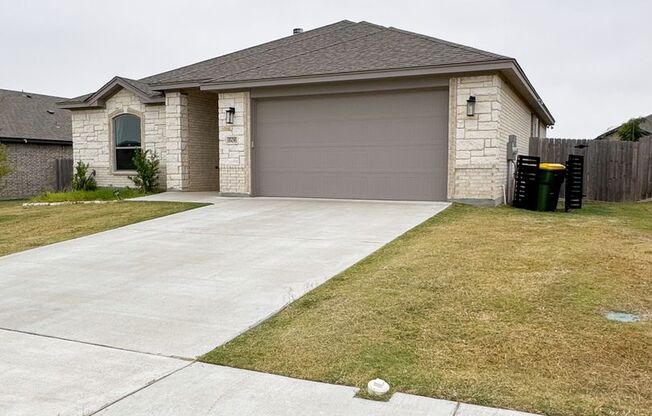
[0,89,72,200]
[59,20,553,204]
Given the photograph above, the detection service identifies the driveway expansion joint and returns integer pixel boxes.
[86,361,197,416]
[0,327,194,362]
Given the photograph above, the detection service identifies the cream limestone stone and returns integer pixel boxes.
[71,88,166,188]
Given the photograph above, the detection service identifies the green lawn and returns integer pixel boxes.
[0,200,204,257]
[202,202,652,416]
[30,187,149,202]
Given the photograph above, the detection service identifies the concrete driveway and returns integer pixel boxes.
[0,195,448,415]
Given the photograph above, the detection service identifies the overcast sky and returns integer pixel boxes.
[1,0,650,138]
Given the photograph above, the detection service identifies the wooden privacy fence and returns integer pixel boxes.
[529,136,652,202]
[55,158,73,191]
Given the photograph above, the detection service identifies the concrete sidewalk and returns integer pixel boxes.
[97,363,538,416]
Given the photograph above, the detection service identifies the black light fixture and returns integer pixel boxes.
[225,107,236,124]
[466,96,476,117]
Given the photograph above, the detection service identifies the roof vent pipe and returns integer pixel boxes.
[293,28,303,35]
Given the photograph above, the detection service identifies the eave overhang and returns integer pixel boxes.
[56,76,164,110]
[198,59,555,126]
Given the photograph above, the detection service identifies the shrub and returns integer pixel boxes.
[0,144,11,186]
[71,161,97,191]
[617,117,647,141]
[129,149,160,193]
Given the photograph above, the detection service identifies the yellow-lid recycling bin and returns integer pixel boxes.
[537,163,566,211]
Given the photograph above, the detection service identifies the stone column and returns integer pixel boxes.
[218,91,250,195]
[165,91,189,190]
[448,75,504,204]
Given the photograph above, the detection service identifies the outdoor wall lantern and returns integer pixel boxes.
[225,107,236,124]
[466,96,476,117]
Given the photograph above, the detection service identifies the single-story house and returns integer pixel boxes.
[59,20,553,204]
[595,114,651,141]
[0,89,72,200]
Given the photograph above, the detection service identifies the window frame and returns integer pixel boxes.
[110,111,143,174]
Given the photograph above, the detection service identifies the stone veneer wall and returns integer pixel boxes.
[449,75,536,204]
[218,91,250,194]
[71,88,167,188]
[0,143,72,200]
[164,91,188,190]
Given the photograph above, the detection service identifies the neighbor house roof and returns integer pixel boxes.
[0,89,71,145]
[595,114,652,140]
[58,20,554,124]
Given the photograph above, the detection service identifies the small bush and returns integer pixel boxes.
[129,149,160,193]
[71,161,97,191]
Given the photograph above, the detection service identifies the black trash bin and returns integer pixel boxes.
[537,163,566,211]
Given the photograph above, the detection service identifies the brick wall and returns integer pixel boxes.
[0,143,72,200]
[72,88,167,189]
[218,91,250,194]
[186,90,219,191]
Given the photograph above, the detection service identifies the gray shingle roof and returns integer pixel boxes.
[63,76,163,106]
[142,21,510,85]
[59,21,557,122]
[0,89,71,142]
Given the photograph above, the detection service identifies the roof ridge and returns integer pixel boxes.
[210,23,386,82]
[141,20,356,84]
[386,26,511,60]
[115,76,157,95]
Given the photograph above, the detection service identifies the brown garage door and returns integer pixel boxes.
[253,89,449,201]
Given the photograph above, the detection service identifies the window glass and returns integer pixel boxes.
[114,114,141,147]
[114,114,141,170]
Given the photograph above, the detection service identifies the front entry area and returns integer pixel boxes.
[252,89,449,201]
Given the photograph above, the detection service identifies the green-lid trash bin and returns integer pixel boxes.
[537,163,566,211]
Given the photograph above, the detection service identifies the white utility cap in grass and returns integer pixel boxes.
[367,378,390,396]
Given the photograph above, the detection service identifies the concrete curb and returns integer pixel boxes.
[22,200,118,207]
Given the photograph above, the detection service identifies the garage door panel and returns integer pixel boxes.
[260,144,441,174]
[254,89,448,201]
[259,117,446,147]
[255,171,437,201]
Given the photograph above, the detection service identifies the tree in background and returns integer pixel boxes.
[0,144,11,186]
[617,117,647,141]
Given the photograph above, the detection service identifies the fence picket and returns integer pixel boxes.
[528,137,651,202]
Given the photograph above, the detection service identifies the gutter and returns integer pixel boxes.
[0,136,72,146]
[198,60,555,125]
[54,60,555,125]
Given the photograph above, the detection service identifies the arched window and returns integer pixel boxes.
[113,114,141,171]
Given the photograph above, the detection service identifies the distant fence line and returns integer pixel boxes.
[55,158,73,191]
[529,136,652,202]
